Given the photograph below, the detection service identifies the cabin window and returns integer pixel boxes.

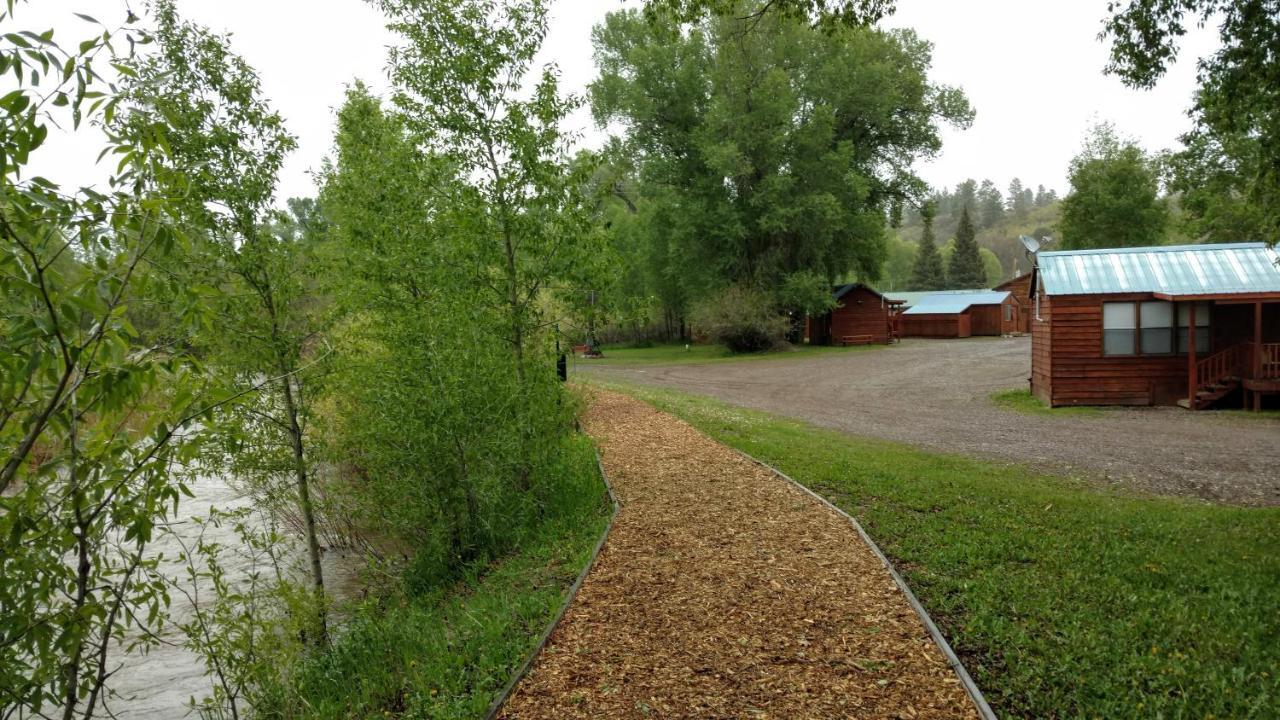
[1103,302,1136,356]
[1139,301,1174,354]
[1003,304,1013,322]
[1177,302,1212,354]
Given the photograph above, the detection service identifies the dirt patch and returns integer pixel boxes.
[581,337,1280,506]
[499,390,978,720]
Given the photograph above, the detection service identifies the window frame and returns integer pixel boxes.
[1100,300,1212,357]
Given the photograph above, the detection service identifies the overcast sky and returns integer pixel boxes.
[21,0,1220,204]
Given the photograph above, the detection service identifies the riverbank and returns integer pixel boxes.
[253,435,611,718]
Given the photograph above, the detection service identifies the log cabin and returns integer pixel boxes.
[1030,242,1280,410]
[898,291,1017,338]
[806,284,901,345]
[993,273,1033,334]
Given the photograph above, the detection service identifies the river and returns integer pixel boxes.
[103,471,362,719]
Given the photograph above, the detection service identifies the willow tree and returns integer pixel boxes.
[0,5,222,716]
[590,4,972,298]
[113,1,330,646]
[372,0,603,493]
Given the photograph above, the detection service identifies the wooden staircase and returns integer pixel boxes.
[1177,344,1246,410]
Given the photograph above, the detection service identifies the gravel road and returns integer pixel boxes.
[581,337,1280,506]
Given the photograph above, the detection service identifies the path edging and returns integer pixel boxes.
[483,450,620,720]
[731,448,999,720]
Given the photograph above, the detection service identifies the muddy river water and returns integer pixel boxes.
[104,472,362,719]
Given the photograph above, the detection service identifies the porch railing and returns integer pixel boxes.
[1196,344,1245,389]
[1247,342,1280,380]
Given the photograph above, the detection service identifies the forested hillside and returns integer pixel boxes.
[882,180,1061,291]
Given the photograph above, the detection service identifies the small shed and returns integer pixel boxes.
[1030,242,1280,409]
[807,284,900,346]
[898,291,1016,338]
[993,273,1033,334]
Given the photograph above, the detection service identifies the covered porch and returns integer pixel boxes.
[1174,294,1280,410]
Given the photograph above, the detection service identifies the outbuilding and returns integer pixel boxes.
[1030,242,1280,409]
[896,290,1017,338]
[993,273,1033,334]
[806,284,901,345]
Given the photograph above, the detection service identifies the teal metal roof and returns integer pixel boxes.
[901,291,1011,315]
[883,289,991,308]
[1037,242,1280,296]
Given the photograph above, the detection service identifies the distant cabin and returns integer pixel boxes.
[889,290,1017,338]
[1031,243,1280,409]
[807,284,900,346]
[993,273,1033,334]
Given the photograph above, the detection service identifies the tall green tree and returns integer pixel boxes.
[946,206,986,287]
[591,5,971,297]
[1059,124,1168,250]
[1007,177,1031,219]
[377,0,600,388]
[953,178,977,216]
[1104,0,1279,242]
[977,179,1004,229]
[112,0,336,649]
[909,201,946,290]
[372,0,602,499]
[644,0,894,27]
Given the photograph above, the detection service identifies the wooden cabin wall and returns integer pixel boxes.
[901,313,970,338]
[1001,296,1020,335]
[969,304,1004,336]
[824,287,893,344]
[1030,294,1053,403]
[1038,293,1188,406]
[999,274,1034,333]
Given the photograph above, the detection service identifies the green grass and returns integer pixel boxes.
[592,380,1280,719]
[580,341,888,366]
[990,388,1105,417]
[259,439,611,719]
[1215,408,1280,422]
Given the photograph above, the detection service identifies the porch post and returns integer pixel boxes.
[1255,301,1263,378]
[1254,301,1263,412]
[1187,303,1197,409]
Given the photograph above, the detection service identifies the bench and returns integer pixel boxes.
[839,334,876,346]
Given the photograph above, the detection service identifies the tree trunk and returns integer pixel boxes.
[279,372,327,647]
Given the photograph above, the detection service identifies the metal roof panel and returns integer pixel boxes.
[1038,243,1280,296]
[900,291,1011,315]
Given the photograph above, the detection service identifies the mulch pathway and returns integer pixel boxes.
[498,389,978,719]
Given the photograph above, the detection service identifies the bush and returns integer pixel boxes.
[691,285,790,353]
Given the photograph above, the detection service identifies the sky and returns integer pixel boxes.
[18,0,1220,205]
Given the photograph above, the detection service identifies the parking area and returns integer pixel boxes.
[583,337,1280,506]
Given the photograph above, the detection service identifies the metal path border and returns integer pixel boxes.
[732,448,999,720]
[483,451,620,720]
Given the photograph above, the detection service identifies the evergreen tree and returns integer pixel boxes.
[1034,184,1050,207]
[1007,177,1031,218]
[977,179,1003,228]
[954,179,978,216]
[909,202,946,290]
[946,206,987,287]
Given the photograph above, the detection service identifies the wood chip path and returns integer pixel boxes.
[499,390,978,719]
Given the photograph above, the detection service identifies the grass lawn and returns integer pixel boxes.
[989,387,1105,417]
[590,380,1280,719]
[578,340,889,366]
[258,439,611,719]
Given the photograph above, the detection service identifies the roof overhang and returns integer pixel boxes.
[1152,292,1280,302]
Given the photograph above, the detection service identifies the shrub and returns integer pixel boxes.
[691,285,790,353]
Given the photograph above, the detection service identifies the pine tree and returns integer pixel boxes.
[978,179,1003,228]
[909,201,946,290]
[1007,177,1031,218]
[947,206,987,287]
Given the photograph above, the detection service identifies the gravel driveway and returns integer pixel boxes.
[582,337,1280,506]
